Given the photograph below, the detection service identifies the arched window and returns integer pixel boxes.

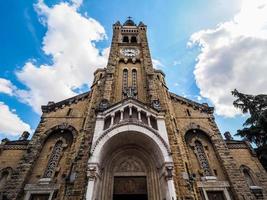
[43,140,64,178]
[132,69,137,88]
[123,69,128,89]
[194,140,212,176]
[243,169,255,186]
[131,36,137,43]
[0,168,11,191]
[122,36,129,43]
[0,171,9,190]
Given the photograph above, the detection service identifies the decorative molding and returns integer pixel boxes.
[114,156,145,173]
[227,143,247,149]
[44,123,78,140]
[2,145,28,150]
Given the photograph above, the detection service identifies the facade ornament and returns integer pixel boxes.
[87,164,99,181]
[164,163,174,180]
[224,131,233,141]
[1,138,9,144]
[19,131,30,141]
[152,99,161,111]
[47,101,55,106]
[98,99,109,111]
[123,87,137,98]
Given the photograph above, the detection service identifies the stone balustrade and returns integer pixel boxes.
[103,105,158,131]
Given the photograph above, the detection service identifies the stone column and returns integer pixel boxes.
[110,114,114,126]
[120,110,123,122]
[165,163,177,200]
[129,106,132,117]
[147,114,151,127]
[86,164,99,200]
[138,110,142,122]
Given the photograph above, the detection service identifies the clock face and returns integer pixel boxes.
[120,48,139,57]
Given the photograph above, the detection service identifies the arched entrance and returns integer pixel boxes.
[101,146,154,200]
[86,126,176,200]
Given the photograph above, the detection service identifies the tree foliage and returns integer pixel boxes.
[232,89,267,147]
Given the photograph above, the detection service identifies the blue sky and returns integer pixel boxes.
[1,0,267,140]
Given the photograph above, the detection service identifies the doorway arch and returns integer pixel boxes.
[99,145,160,200]
[86,126,176,200]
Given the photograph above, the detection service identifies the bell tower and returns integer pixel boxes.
[86,18,177,200]
[100,17,161,106]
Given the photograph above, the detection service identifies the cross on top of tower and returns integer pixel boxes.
[123,16,136,26]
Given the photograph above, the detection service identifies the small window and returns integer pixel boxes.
[132,69,137,88]
[66,108,72,116]
[0,170,10,190]
[186,109,191,117]
[123,36,129,43]
[131,36,137,43]
[123,69,128,89]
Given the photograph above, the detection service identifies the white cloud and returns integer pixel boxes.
[0,78,15,95]
[196,95,202,101]
[152,58,164,69]
[16,0,108,113]
[190,0,267,117]
[0,102,31,137]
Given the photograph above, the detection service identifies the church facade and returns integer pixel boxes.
[0,19,267,200]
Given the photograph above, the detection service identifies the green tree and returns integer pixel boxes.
[232,89,267,147]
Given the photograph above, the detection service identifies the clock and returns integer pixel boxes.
[120,48,139,57]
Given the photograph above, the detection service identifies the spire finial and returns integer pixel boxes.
[128,16,132,20]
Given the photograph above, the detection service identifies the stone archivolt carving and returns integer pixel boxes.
[114,156,145,173]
